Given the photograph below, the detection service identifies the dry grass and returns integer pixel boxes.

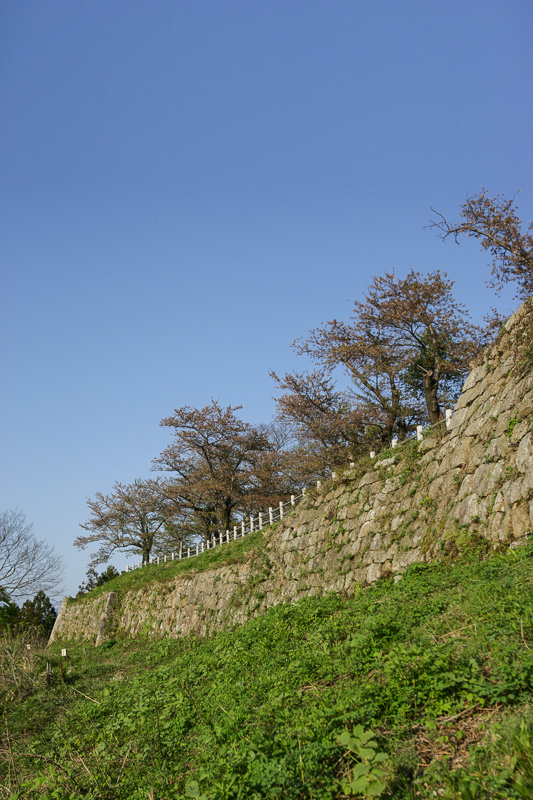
[0,628,49,703]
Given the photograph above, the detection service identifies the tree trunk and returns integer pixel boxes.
[422,372,441,425]
[397,418,408,441]
[223,497,233,534]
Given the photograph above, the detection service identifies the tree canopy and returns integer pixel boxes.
[16,591,57,637]
[270,368,367,476]
[154,401,282,539]
[75,479,171,565]
[283,270,480,451]
[76,565,120,598]
[430,190,533,301]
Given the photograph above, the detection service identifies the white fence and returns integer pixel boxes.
[125,410,453,572]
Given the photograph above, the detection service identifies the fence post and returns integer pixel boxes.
[370,451,376,458]
[226,529,230,543]
[241,520,245,537]
[316,480,321,489]
[302,487,306,497]
[164,554,167,563]
[331,472,336,480]
[417,425,423,441]
[234,526,237,540]
[279,501,284,519]
[445,408,453,428]
[349,461,355,468]
[259,512,263,529]
[206,539,210,550]
[269,506,274,524]
[219,531,223,545]
[250,515,254,532]
[188,547,191,558]
[290,494,295,507]
[391,438,398,448]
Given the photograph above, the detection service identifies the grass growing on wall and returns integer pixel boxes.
[70,439,425,608]
[2,542,533,799]
[71,530,270,603]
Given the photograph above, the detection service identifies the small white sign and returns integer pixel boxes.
[61,648,67,657]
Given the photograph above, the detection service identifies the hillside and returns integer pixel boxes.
[3,546,533,798]
[1,300,533,799]
[50,299,533,647]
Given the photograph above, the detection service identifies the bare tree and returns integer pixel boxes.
[0,510,64,601]
[430,190,533,301]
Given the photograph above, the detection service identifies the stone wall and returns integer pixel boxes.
[50,300,533,645]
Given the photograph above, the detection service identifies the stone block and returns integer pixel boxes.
[418,437,439,454]
[510,503,532,538]
[516,433,532,474]
[446,406,469,433]
[366,563,381,583]
[460,364,486,395]
[503,478,525,506]
[458,384,484,410]
[486,435,510,461]
[471,461,505,497]
[463,413,488,439]
[360,520,376,537]
[466,442,489,472]
[392,548,422,571]
[437,436,474,473]
[390,514,404,532]
[358,470,381,487]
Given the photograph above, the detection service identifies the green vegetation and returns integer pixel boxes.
[2,544,533,799]
[507,412,520,440]
[0,591,57,638]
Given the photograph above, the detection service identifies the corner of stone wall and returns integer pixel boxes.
[95,592,121,647]
[48,596,69,646]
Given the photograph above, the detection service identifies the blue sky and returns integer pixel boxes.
[1,0,532,600]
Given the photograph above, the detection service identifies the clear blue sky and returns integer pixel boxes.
[1,0,532,601]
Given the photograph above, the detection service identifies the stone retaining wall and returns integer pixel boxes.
[50,300,533,645]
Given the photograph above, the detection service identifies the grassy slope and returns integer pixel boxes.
[2,545,533,800]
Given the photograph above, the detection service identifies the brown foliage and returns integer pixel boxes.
[270,368,370,476]
[75,479,170,565]
[430,189,533,301]
[352,270,483,424]
[292,270,480,431]
[153,401,284,540]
